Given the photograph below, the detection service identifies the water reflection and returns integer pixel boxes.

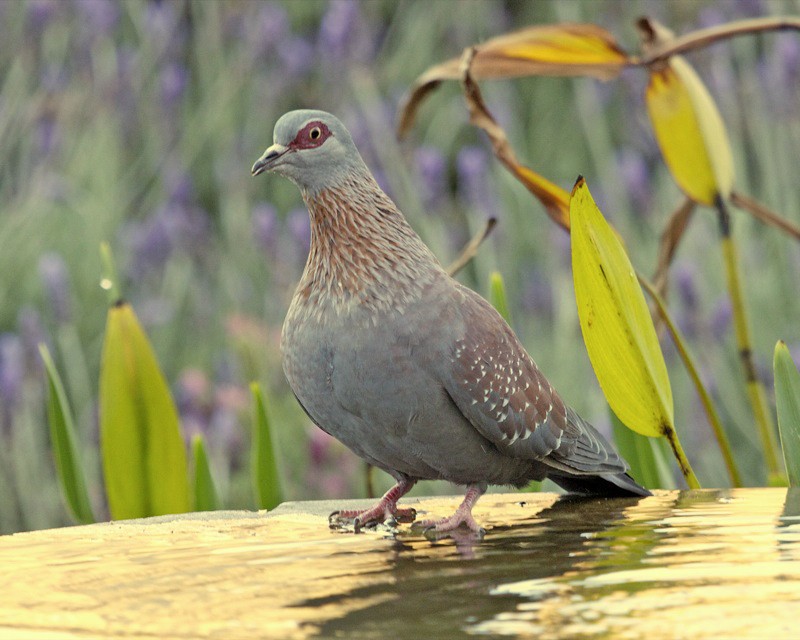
[309,489,800,639]
[1,490,798,639]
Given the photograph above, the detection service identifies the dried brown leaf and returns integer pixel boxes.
[638,15,800,66]
[459,47,571,231]
[399,23,633,137]
[730,190,800,242]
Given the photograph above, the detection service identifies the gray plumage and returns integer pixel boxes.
[252,110,650,533]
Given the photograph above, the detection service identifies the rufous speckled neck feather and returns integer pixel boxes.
[252,109,650,535]
[294,172,442,320]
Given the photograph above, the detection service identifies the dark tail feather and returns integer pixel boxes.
[549,472,652,498]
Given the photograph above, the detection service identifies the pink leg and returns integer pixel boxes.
[419,484,486,534]
[329,477,416,532]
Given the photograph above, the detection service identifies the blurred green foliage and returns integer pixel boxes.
[1,0,799,533]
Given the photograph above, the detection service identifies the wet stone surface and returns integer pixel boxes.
[1,488,799,639]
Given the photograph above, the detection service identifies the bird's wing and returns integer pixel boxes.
[440,284,628,476]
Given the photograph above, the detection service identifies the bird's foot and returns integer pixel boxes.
[329,504,417,532]
[328,478,417,533]
[417,483,487,537]
[418,510,485,536]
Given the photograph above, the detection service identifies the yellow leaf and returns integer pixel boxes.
[570,178,674,437]
[100,302,191,519]
[645,56,734,205]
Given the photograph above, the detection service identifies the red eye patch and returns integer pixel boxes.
[291,121,332,150]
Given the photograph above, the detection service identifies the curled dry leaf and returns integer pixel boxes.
[652,197,696,297]
[459,47,571,231]
[399,23,632,137]
[638,15,800,65]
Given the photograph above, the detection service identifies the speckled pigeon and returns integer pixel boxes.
[251,110,650,534]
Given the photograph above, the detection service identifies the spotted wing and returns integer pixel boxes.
[441,285,628,476]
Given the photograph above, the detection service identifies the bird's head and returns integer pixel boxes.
[251,110,364,192]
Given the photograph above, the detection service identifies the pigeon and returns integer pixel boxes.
[251,109,650,534]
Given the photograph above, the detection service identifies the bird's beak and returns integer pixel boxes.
[251,143,289,176]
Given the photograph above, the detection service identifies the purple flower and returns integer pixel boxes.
[246,3,290,56]
[521,268,554,321]
[616,148,651,214]
[18,307,48,371]
[278,36,315,77]
[160,62,189,107]
[318,0,374,64]
[287,207,311,255]
[127,171,211,278]
[26,0,62,32]
[75,0,119,35]
[37,116,60,156]
[252,203,279,252]
[456,146,496,216]
[674,263,699,338]
[0,334,25,433]
[38,253,72,325]
[675,264,698,312]
[415,146,447,211]
[709,297,732,340]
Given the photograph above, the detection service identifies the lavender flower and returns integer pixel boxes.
[17,307,48,372]
[287,207,311,255]
[709,297,732,341]
[75,0,119,35]
[127,171,211,278]
[160,61,189,108]
[414,146,447,211]
[0,334,25,434]
[26,0,62,32]
[317,0,374,64]
[278,36,316,78]
[616,148,652,214]
[252,203,279,253]
[674,263,699,338]
[456,146,494,215]
[36,116,60,156]
[246,2,290,57]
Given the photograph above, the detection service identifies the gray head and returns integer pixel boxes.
[251,110,367,192]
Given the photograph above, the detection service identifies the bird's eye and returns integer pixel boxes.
[309,127,321,141]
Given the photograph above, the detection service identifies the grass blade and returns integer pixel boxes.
[251,382,283,510]
[774,341,800,486]
[192,434,220,512]
[39,344,95,524]
[611,410,675,489]
[488,271,512,325]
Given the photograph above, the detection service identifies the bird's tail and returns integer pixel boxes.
[549,471,652,498]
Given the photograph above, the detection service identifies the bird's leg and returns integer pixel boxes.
[329,477,417,531]
[419,483,486,534]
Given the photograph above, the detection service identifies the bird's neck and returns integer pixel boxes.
[295,173,443,316]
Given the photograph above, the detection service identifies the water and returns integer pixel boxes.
[1,489,798,639]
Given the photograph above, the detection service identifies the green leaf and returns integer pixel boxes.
[251,382,283,510]
[488,271,512,325]
[39,344,95,524]
[611,409,675,490]
[570,178,673,438]
[192,435,220,512]
[99,301,191,519]
[774,341,800,486]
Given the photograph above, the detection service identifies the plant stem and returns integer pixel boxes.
[640,275,743,487]
[715,197,783,482]
[99,242,121,304]
[663,425,701,489]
